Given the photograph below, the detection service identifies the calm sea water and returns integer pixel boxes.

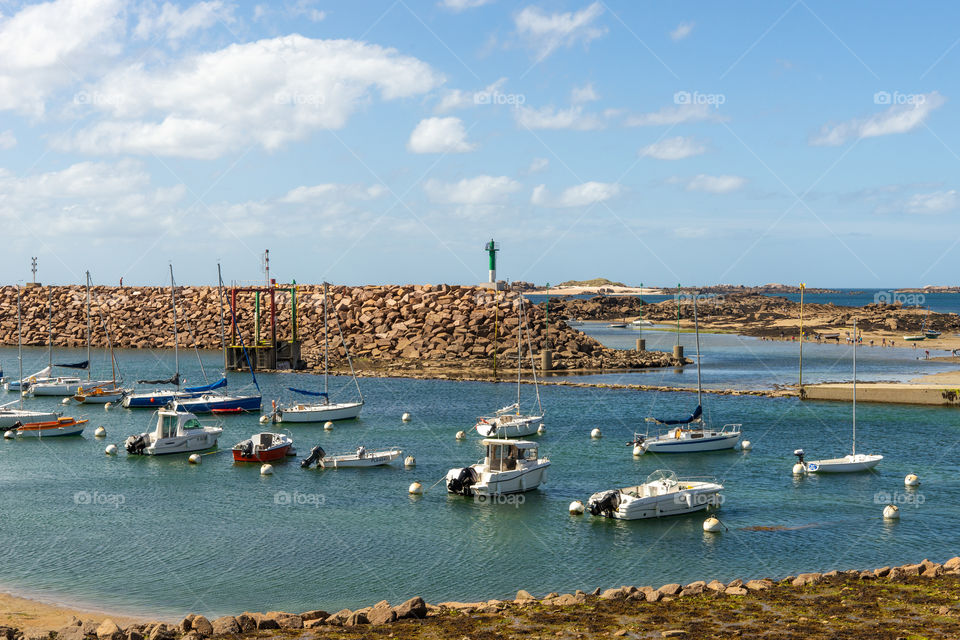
[0,344,958,619]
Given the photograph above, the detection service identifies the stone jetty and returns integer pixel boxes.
[0,285,682,374]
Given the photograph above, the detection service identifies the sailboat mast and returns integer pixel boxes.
[322,282,329,396]
[516,294,521,411]
[217,264,227,371]
[47,288,52,369]
[798,283,805,389]
[693,291,702,408]
[852,317,857,456]
[170,265,180,391]
[85,271,91,380]
[17,286,23,411]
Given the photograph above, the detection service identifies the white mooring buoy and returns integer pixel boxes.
[61,398,70,405]
[3,430,15,439]
[632,444,643,457]
[883,504,900,520]
[568,500,584,515]
[590,428,602,439]
[188,454,202,465]
[402,412,411,422]
[456,430,466,440]
[741,440,752,451]
[260,463,274,476]
[105,444,118,456]
[259,415,270,425]
[94,426,106,438]
[323,421,334,431]
[104,402,112,410]
[537,424,546,435]
[404,455,416,467]
[792,463,805,476]
[408,481,423,495]
[703,516,723,533]
[904,473,920,487]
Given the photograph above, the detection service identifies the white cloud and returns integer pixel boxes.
[134,1,234,42]
[625,103,725,127]
[0,130,16,150]
[515,105,604,130]
[440,0,493,11]
[670,22,694,41]
[407,117,475,153]
[280,183,387,204]
[811,91,946,146]
[571,83,598,103]
[903,190,958,215]
[423,175,521,204]
[514,2,607,61]
[0,0,125,116]
[682,174,747,194]
[639,136,707,160]
[436,78,508,112]
[58,36,444,158]
[531,181,621,208]
[525,157,549,174]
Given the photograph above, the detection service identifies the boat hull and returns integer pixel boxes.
[122,391,203,408]
[807,454,883,473]
[475,415,542,438]
[465,462,550,496]
[277,402,363,423]
[16,418,88,437]
[232,445,291,462]
[641,431,741,453]
[322,449,402,468]
[31,379,114,396]
[174,395,262,414]
[0,410,60,428]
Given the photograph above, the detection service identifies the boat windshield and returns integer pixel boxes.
[645,469,678,486]
[159,414,178,438]
[183,418,202,430]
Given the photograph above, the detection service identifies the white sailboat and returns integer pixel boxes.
[586,470,723,520]
[446,438,550,496]
[632,293,741,454]
[270,282,363,424]
[475,294,543,438]
[795,318,882,474]
[74,310,129,404]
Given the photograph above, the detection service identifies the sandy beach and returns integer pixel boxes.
[0,590,144,632]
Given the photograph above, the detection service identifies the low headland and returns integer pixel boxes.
[5,557,960,639]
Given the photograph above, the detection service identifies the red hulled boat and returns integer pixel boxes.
[232,432,294,462]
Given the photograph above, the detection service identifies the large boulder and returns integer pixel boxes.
[392,596,427,620]
[95,620,123,640]
[209,617,239,636]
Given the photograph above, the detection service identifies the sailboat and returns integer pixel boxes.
[30,273,114,396]
[270,282,363,423]
[475,293,544,438]
[4,289,56,393]
[631,292,742,453]
[794,318,882,473]
[7,287,87,438]
[74,306,130,404]
[173,265,261,414]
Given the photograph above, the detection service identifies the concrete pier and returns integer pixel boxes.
[803,382,960,406]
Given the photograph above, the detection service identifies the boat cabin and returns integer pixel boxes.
[154,409,203,439]
[481,438,539,471]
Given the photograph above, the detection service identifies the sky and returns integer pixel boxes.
[1,0,960,288]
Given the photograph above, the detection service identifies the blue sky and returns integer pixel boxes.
[1,0,959,288]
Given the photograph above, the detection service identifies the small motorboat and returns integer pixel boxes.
[14,416,88,437]
[475,403,543,438]
[232,432,294,462]
[630,319,653,328]
[300,445,402,469]
[73,385,128,404]
[607,323,627,328]
[125,408,222,456]
[586,470,723,520]
[446,438,550,497]
[903,334,926,341]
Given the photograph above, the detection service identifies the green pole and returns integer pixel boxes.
[639,281,643,331]
[676,283,681,346]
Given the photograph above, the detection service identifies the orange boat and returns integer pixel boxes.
[15,417,88,437]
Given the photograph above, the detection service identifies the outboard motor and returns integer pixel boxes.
[300,445,326,468]
[238,441,254,457]
[626,435,645,447]
[125,434,147,455]
[586,490,620,517]
[793,448,805,465]
[446,467,477,495]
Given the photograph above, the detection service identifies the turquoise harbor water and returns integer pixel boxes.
[1,343,959,619]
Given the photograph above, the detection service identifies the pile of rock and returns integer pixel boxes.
[0,285,681,373]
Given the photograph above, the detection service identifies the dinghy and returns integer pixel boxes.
[300,445,401,468]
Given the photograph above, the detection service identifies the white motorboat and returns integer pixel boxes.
[473,294,544,439]
[795,317,882,474]
[270,282,364,424]
[300,444,401,468]
[632,293,741,454]
[446,438,550,497]
[586,470,723,520]
[630,319,654,328]
[0,404,60,428]
[124,408,222,456]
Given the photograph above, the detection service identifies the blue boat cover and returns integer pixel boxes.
[184,377,228,393]
[289,388,328,398]
[651,404,702,426]
[55,360,89,369]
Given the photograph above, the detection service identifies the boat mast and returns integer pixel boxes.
[798,283,805,391]
[693,291,702,409]
[47,288,52,370]
[170,265,180,391]
[852,317,857,456]
[323,282,329,397]
[85,271,91,380]
[516,293,521,412]
[217,264,227,372]
[17,286,23,411]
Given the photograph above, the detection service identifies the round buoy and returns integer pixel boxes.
[905,473,920,487]
[456,430,466,440]
[104,402,112,410]
[105,444,118,455]
[260,464,274,476]
[741,440,752,450]
[632,444,643,457]
[188,454,201,465]
[590,428,602,439]
[94,426,106,438]
[404,455,416,467]
[537,424,546,435]
[568,500,584,515]
[402,412,411,422]
[408,481,423,495]
[792,463,805,476]
[259,415,270,425]
[21,391,28,398]
[703,516,723,532]
[3,430,15,439]
[883,504,900,520]
[61,398,70,405]
[323,421,334,431]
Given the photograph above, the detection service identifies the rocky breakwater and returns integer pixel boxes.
[0,285,682,375]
